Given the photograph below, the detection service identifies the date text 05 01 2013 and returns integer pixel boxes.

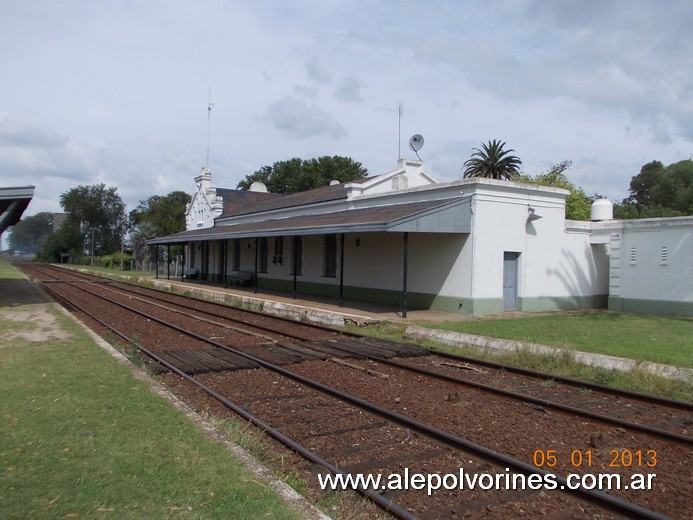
[532,449,657,469]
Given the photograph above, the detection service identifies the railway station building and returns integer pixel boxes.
[148,161,692,317]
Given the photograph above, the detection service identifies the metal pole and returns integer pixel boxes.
[167,245,171,280]
[155,245,159,279]
[120,222,125,271]
[402,232,408,318]
[202,242,207,285]
[339,233,345,307]
[293,235,297,299]
[224,239,228,288]
[254,237,258,294]
[181,244,186,282]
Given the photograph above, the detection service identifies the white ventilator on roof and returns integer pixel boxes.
[591,198,613,221]
[329,180,340,186]
[249,181,268,193]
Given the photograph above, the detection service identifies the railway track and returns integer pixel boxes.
[17,263,693,518]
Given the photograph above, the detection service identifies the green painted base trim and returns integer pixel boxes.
[519,295,608,312]
[608,297,693,317]
[257,277,430,310]
[256,278,614,316]
[256,278,500,315]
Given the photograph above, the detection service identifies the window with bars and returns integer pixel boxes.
[273,236,283,265]
[233,239,241,271]
[323,234,337,278]
[291,236,302,276]
[259,237,269,273]
[629,246,637,265]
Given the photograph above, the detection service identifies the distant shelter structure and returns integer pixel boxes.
[0,186,35,252]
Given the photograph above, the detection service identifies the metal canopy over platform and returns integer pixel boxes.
[0,186,35,236]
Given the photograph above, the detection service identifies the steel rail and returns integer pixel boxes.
[53,263,691,411]
[42,275,670,520]
[32,264,693,411]
[312,342,692,446]
[33,264,324,340]
[430,350,693,410]
[34,280,417,520]
[28,264,691,442]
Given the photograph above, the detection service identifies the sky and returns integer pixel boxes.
[1,0,692,223]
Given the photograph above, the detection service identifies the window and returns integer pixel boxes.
[273,236,283,265]
[291,236,302,275]
[233,239,241,271]
[323,234,337,278]
[259,237,269,273]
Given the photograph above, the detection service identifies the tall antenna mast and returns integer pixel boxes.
[206,86,214,170]
[398,103,403,159]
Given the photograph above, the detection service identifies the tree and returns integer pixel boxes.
[57,184,126,257]
[462,140,522,181]
[237,156,368,194]
[515,161,592,220]
[130,191,191,236]
[7,212,54,254]
[622,159,693,217]
[130,221,159,266]
[37,221,84,263]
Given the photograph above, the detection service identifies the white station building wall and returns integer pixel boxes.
[178,159,691,316]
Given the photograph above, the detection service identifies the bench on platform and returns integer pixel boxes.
[183,268,197,280]
[228,271,253,286]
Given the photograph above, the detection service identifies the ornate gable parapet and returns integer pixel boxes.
[186,166,224,230]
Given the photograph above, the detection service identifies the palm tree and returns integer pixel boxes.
[130,221,159,268]
[462,140,522,180]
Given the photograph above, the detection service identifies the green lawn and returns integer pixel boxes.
[0,258,302,520]
[422,311,693,368]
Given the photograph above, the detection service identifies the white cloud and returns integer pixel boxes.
[306,57,334,85]
[334,76,364,103]
[264,96,348,139]
[0,0,691,216]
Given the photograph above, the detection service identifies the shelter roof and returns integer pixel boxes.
[148,197,466,245]
[0,186,35,235]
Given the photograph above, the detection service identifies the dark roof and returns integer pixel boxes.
[219,178,370,219]
[215,188,280,214]
[148,198,461,245]
[0,186,35,235]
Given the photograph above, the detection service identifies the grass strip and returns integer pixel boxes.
[419,311,693,368]
[344,321,693,403]
[0,260,301,519]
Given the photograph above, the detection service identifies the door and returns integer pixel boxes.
[503,252,520,311]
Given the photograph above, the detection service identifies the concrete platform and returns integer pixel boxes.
[149,275,471,326]
[43,267,693,382]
